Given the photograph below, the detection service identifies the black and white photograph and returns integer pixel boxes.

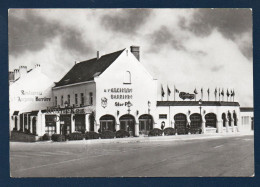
[8,8,254,177]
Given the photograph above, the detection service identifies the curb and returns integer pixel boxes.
[26,131,254,145]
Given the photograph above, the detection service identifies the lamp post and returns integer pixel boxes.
[148,101,151,114]
[127,101,132,114]
[198,99,202,115]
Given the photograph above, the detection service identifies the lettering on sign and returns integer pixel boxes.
[104,87,133,100]
[179,92,195,100]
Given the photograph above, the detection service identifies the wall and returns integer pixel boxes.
[240,111,254,132]
[156,105,241,133]
[95,48,158,131]
[52,82,96,108]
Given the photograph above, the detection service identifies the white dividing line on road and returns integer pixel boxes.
[12,154,105,173]
[214,145,224,149]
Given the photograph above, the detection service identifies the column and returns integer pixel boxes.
[225,113,229,133]
[135,123,139,137]
[217,120,222,133]
[85,114,90,132]
[116,124,120,131]
[30,116,33,133]
[56,115,60,134]
[27,114,29,131]
[71,114,75,133]
[23,113,25,131]
[231,116,235,132]
[236,118,240,132]
[202,120,206,134]
[17,116,20,131]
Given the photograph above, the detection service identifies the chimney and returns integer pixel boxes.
[130,46,140,61]
[97,51,100,60]
[14,69,20,80]
[19,66,27,78]
[9,71,14,81]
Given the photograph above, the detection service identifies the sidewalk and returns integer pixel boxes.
[32,131,254,145]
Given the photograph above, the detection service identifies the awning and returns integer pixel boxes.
[13,111,19,115]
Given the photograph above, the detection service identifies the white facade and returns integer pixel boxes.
[9,65,54,134]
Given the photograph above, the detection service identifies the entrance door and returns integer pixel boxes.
[190,113,202,134]
[60,115,71,135]
[119,115,135,136]
[139,114,153,135]
[174,113,187,135]
[99,115,116,132]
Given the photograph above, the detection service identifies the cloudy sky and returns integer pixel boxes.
[8,9,253,107]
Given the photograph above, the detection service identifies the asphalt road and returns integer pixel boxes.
[10,135,254,177]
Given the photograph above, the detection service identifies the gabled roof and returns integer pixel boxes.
[54,49,125,87]
[157,101,240,107]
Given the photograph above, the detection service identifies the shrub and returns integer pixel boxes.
[176,128,187,135]
[18,128,23,132]
[115,130,130,138]
[12,127,17,132]
[51,134,65,142]
[42,133,51,141]
[148,128,163,136]
[85,131,99,140]
[163,127,176,136]
[190,128,202,134]
[67,132,84,141]
[24,128,31,134]
[100,130,115,139]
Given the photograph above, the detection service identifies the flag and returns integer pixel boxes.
[233,89,235,97]
[221,89,224,96]
[227,89,230,97]
[161,85,165,97]
[201,88,203,94]
[175,87,179,93]
[194,88,198,94]
[167,85,171,96]
[231,90,233,96]
[207,88,210,94]
[214,88,217,96]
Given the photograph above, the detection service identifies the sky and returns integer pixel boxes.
[8,9,253,107]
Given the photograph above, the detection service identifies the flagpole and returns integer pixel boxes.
[174,85,176,101]
[167,84,169,101]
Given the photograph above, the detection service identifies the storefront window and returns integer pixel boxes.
[45,115,56,136]
[75,115,85,133]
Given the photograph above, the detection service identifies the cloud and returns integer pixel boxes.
[101,9,152,35]
[149,26,185,51]
[9,10,93,57]
[184,9,252,59]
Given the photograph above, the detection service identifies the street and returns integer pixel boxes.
[10,135,254,177]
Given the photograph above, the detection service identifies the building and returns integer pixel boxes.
[9,45,254,139]
[9,64,54,135]
[40,46,157,137]
[240,107,254,132]
[156,101,241,134]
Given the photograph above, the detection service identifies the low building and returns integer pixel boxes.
[240,107,254,132]
[9,64,54,136]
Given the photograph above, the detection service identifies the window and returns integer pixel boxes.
[67,95,70,105]
[89,92,93,105]
[124,71,131,84]
[75,94,78,105]
[81,93,84,106]
[55,96,57,107]
[75,115,85,133]
[45,115,56,135]
[61,95,64,106]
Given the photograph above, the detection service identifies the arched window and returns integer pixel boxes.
[205,113,217,128]
[124,71,131,84]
